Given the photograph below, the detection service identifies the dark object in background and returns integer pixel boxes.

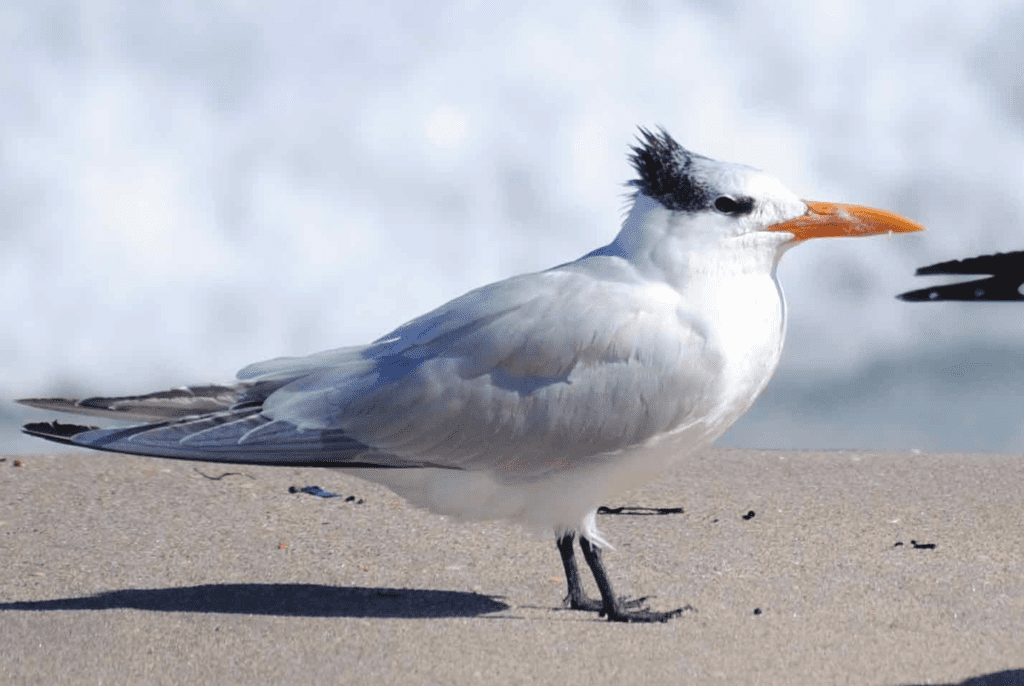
[898,251,1024,302]
[596,505,684,515]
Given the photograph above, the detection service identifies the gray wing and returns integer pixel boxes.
[21,411,439,468]
[246,265,717,478]
[17,376,400,466]
[20,260,714,475]
[16,273,546,467]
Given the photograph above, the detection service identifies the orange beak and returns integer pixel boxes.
[769,201,925,241]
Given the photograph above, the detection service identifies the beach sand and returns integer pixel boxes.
[2,448,1022,685]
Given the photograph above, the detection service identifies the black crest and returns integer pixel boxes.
[628,127,713,212]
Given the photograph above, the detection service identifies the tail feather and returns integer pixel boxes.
[17,384,246,421]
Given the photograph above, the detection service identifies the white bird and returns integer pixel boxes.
[19,128,924,622]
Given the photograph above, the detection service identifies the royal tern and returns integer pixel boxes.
[19,128,924,622]
[898,251,1024,301]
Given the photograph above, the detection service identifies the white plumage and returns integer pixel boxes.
[20,128,923,621]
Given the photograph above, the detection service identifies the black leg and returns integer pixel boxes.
[578,535,685,623]
[556,531,603,611]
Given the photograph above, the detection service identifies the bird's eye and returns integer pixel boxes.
[714,196,751,214]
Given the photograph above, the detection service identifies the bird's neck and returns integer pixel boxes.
[609,196,789,289]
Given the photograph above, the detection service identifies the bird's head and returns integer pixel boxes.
[619,127,924,265]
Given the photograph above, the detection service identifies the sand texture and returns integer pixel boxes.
[2,448,1023,685]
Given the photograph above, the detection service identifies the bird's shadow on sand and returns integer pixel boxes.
[899,671,1024,686]
[0,584,509,619]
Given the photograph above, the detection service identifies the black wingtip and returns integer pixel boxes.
[22,420,98,445]
[913,250,1024,277]
[897,279,1024,302]
[896,288,940,302]
[899,251,1024,302]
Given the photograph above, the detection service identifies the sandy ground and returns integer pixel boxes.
[2,448,1023,685]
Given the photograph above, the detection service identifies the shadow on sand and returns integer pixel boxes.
[899,670,1024,686]
[0,583,509,619]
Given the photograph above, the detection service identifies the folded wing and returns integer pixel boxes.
[21,262,714,478]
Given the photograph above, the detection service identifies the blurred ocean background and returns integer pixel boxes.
[3,0,1023,454]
